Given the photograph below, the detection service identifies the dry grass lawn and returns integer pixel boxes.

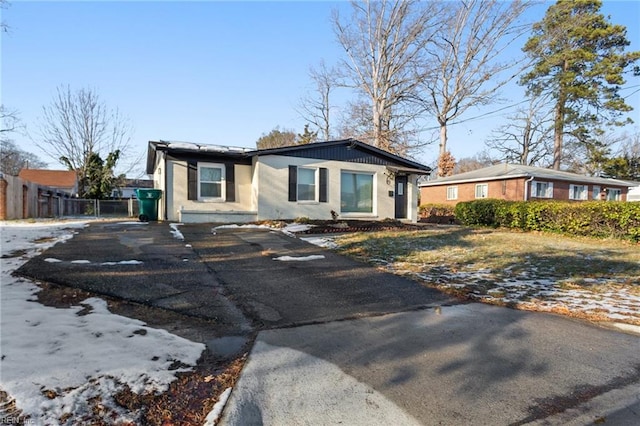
[334,227,640,325]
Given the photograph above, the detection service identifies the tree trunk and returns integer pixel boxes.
[439,122,448,158]
[553,85,567,170]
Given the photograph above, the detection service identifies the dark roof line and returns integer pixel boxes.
[147,139,431,173]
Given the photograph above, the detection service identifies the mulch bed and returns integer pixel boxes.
[288,219,427,234]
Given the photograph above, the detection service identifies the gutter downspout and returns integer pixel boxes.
[162,151,168,221]
[524,175,534,201]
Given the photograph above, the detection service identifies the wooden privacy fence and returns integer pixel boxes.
[0,173,139,220]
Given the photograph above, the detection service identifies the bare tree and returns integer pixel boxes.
[297,61,342,141]
[415,0,531,159]
[35,86,139,195]
[255,126,297,149]
[0,104,21,138]
[454,151,496,173]
[1,140,47,175]
[1,106,47,175]
[336,98,373,141]
[1,0,10,33]
[486,95,553,166]
[332,0,442,154]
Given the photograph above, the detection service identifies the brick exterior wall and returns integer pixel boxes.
[420,177,629,205]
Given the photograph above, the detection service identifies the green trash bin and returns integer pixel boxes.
[135,189,162,222]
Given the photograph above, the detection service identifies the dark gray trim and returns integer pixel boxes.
[225,163,235,202]
[187,161,197,201]
[319,168,328,203]
[288,165,297,202]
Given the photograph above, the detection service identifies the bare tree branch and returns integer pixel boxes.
[415,0,532,157]
[297,60,343,141]
[332,0,443,154]
[486,94,554,166]
[34,86,141,193]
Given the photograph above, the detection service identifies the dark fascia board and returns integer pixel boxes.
[146,140,252,174]
[146,139,432,174]
[250,139,432,172]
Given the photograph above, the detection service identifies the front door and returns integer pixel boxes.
[394,175,408,219]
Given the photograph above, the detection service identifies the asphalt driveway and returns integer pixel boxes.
[16,220,640,424]
[179,224,458,328]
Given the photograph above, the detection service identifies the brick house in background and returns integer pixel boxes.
[18,169,79,197]
[419,163,638,205]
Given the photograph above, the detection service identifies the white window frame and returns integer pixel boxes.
[446,186,458,200]
[340,170,375,214]
[297,167,318,202]
[198,162,225,201]
[531,181,553,198]
[607,188,622,201]
[592,185,601,200]
[569,184,588,200]
[475,183,488,199]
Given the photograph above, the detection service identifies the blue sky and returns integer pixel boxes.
[2,1,639,177]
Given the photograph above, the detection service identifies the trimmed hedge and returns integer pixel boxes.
[454,199,640,242]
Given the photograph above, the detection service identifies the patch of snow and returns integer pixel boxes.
[116,221,148,225]
[300,236,338,249]
[115,260,144,265]
[281,224,315,238]
[45,258,63,263]
[166,141,200,150]
[169,222,185,240]
[0,221,204,424]
[203,387,232,426]
[213,224,271,231]
[198,144,252,153]
[273,255,326,262]
[70,259,91,264]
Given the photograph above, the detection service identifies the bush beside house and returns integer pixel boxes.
[454,199,640,242]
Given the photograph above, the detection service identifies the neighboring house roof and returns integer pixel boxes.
[121,178,153,188]
[18,169,78,190]
[146,139,432,175]
[419,163,636,188]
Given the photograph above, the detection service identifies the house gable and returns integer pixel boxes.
[252,139,431,172]
[147,139,431,223]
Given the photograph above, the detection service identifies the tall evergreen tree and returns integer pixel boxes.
[520,0,640,170]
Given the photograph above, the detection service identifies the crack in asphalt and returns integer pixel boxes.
[511,364,640,425]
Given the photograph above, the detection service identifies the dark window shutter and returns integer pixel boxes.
[319,168,328,202]
[225,163,235,202]
[187,161,197,200]
[288,165,297,202]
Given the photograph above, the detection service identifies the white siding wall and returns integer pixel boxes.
[255,155,419,221]
[156,154,421,223]
[161,159,254,222]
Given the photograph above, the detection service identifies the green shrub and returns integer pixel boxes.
[454,199,640,242]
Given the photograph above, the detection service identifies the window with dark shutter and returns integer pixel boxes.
[288,165,297,201]
[187,161,197,200]
[225,163,235,202]
[319,168,328,202]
